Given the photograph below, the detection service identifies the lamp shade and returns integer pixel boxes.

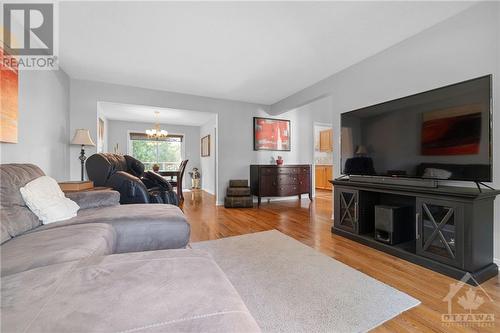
[71,129,96,146]
[355,145,368,155]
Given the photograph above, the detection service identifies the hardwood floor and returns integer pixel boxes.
[183,189,499,332]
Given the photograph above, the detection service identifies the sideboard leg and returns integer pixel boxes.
[257,196,261,206]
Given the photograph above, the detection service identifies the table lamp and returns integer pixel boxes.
[71,129,96,181]
[355,145,368,156]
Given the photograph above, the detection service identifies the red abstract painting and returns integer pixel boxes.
[421,105,482,155]
[0,47,18,143]
[254,117,290,151]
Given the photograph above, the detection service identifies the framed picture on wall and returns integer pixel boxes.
[201,135,210,157]
[253,117,290,151]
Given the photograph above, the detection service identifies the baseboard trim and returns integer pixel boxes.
[252,196,307,203]
[216,196,305,206]
[202,188,215,195]
[494,257,500,266]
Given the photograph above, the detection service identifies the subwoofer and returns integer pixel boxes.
[374,205,412,245]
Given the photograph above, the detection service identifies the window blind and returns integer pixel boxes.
[129,132,183,142]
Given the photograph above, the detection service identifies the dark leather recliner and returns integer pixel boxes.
[343,156,376,176]
[86,153,178,205]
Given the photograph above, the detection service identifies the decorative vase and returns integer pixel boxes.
[276,156,284,165]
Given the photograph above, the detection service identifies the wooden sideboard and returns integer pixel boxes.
[250,165,312,206]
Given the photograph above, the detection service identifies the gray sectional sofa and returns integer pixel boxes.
[1,164,260,332]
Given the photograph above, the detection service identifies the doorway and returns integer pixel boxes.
[313,123,333,192]
[96,101,219,203]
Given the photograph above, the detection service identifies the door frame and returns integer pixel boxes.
[313,121,333,197]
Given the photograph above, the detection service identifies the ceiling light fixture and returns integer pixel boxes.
[145,111,168,139]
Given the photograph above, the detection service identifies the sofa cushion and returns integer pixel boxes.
[35,204,190,252]
[0,164,45,237]
[64,190,120,210]
[1,210,11,244]
[1,223,116,277]
[1,249,260,333]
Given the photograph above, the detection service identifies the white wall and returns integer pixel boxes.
[248,96,332,200]
[200,117,217,194]
[106,119,200,189]
[253,96,333,166]
[69,78,270,203]
[68,78,335,203]
[270,2,500,260]
[1,69,70,180]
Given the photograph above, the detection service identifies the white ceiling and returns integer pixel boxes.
[60,1,476,105]
[98,102,216,127]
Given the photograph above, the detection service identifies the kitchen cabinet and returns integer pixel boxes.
[315,165,333,190]
[319,129,333,152]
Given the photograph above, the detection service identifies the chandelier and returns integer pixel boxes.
[145,111,168,139]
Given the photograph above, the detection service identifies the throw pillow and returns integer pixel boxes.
[20,176,80,224]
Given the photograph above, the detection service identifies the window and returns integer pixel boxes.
[129,132,183,171]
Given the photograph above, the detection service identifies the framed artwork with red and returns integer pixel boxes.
[253,117,291,151]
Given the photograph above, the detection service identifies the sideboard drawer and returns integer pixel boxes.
[278,174,299,184]
[261,167,278,175]
[277,184,300,196]
[279,168,300,174]
[299,166,310,173]
[260,166,310,176]
[262,175,302,186]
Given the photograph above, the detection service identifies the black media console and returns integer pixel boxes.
[331,179,499,285]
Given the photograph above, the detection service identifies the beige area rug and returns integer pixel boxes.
[192,230,420,332]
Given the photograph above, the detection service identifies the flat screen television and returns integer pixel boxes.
[341,75,492,182]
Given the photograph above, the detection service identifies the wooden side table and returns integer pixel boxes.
[59,181,112,193]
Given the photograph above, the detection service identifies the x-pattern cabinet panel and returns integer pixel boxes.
[334,186,377,235]
[416,197,464,268]
[334,188,358,233]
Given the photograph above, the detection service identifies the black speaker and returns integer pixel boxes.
[374,205,412,245]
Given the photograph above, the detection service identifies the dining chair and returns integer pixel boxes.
[168,160,189,201]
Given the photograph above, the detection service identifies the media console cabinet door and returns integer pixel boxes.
[334,188,359,233]
[416,197,464,268]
